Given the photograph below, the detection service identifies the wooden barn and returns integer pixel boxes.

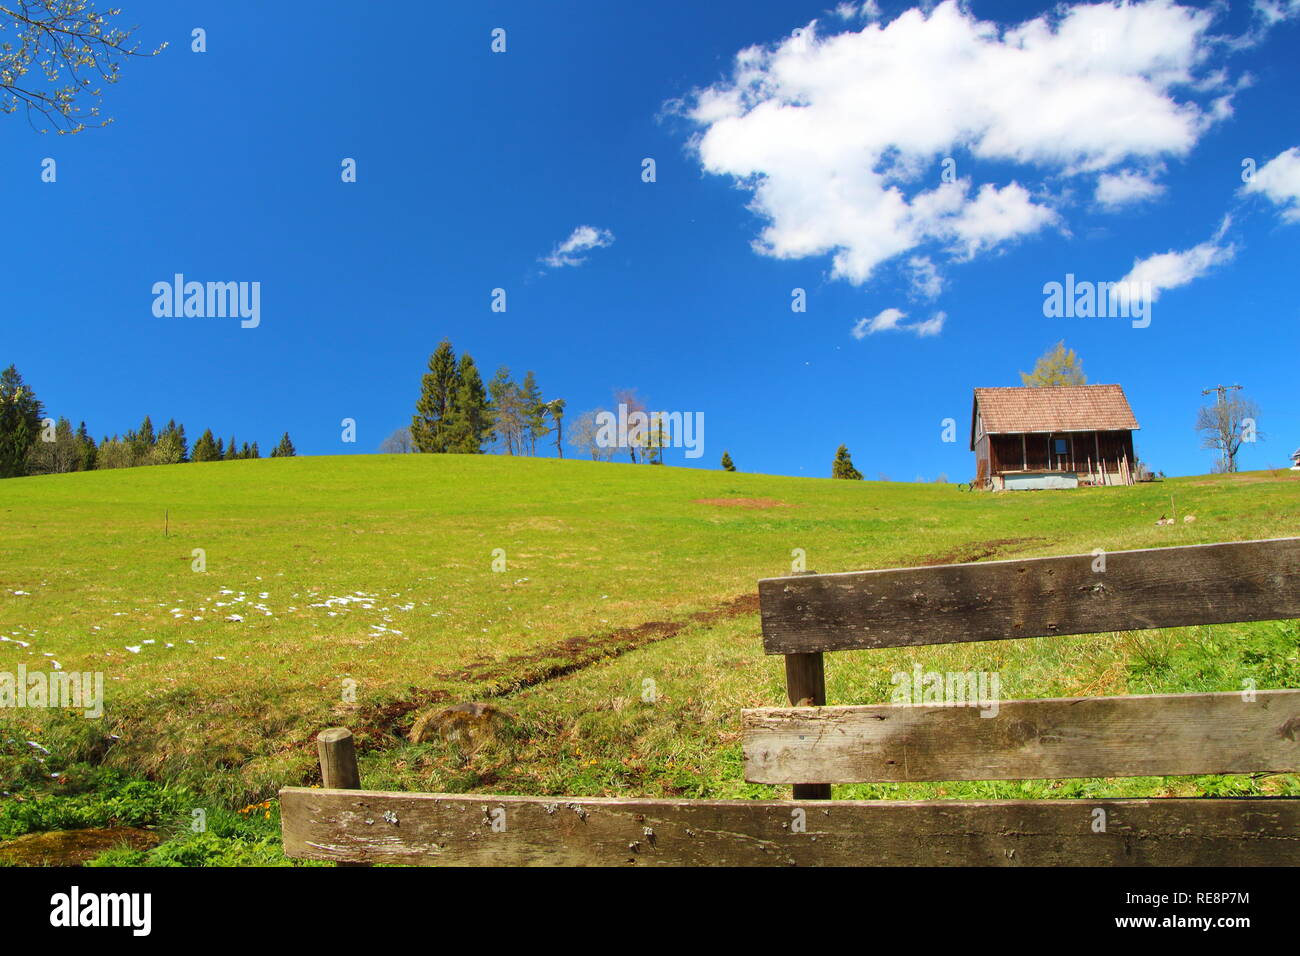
[971,385,1139,490]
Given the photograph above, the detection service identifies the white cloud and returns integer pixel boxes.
[852,307,905,337]
[683,0,1236,291]
[906,256,944,299]
[1095,168,1166,208]
[834,1,881,21]
[1117,216,1235,301]
[911,311,947,337]
[1219,1,1300,51]
[946,182,1058,260]
[1243,146,1300,222]
[541,225,615,269]
[851,307,945,338]
[1252,0,1300,28]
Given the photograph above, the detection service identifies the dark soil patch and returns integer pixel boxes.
[916,536,1047,567]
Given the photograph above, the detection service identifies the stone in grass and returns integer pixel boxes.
[408,702,514,746]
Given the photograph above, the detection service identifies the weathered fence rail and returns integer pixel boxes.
[744,690,1300,784]
[758,537,1300,653]
[279,787,1300,866]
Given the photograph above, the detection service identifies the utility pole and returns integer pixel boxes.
[1201,384,1242,472]
[1201,384,1241,405]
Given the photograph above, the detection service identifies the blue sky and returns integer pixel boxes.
[4,0,1299,479]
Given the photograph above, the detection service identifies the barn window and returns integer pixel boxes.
[1054,438,1068,455]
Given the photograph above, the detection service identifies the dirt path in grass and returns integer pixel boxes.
[916,536,1046,567]
[354,535,1047,742]
[355,592,760,740]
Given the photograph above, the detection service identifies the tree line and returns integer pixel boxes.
[0,364,295,479]
[400,340,565,457]
[399,343,718,466]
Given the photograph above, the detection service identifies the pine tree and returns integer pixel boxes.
[721,450,736,472]
[121,415,151,467]
[521,370,547,456]
[191,429,220,462]
[832,444,863,480]
[0,365,44,478]
[445,355,490,453]
[273,432,296,457]
[240,441,252,459]
[53,417,77,472]
[225,436,238,461]
[249,441,260,459]
[411,339,460,453]
[75,421,96,471]
[1020,341,1086,387]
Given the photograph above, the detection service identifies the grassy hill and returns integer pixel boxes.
[2,456,1298,864]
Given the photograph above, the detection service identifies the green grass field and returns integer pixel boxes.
[2,456,1298,865]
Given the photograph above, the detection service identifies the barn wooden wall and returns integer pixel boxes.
[985,430,1135,480]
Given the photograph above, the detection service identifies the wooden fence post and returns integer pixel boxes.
[316,727,369,866]
[785,570,831,801]
[318,727,361,789]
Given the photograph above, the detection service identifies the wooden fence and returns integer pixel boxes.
[282,537,1300,866]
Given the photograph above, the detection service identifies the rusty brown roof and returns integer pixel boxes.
[972,385,1139,442]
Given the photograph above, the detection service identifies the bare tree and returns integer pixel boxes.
[488,367,527,455]
[547,398,565,459]
[25,416,78,473]
[1196,393,1262,473]
[379,426,414,453]
[1,1,165,133]
[612,388,646,463]
[567,409,615,462]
